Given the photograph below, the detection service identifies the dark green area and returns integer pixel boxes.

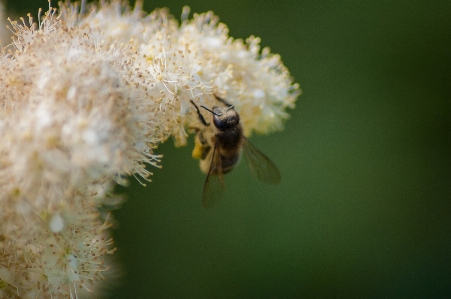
[7,0,451,298]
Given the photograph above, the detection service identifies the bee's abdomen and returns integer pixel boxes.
[215,126,243,173]
[221,153,240,174]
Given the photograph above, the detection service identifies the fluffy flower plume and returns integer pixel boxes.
[0,1,299,298]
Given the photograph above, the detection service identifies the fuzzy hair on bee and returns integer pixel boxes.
[190,95,281,209]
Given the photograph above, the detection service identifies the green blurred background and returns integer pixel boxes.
[7,0,451,298]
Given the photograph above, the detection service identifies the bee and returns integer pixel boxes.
[190,95,281,209]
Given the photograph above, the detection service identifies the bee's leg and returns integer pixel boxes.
[190,100,210,126]
[192,130,211,160]
[197,130,207,145]
[214,94,233,107]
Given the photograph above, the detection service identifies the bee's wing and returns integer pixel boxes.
[242,137,281,185]
[202,144,226,209]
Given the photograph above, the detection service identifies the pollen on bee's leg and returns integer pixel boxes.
[192,135,204,160]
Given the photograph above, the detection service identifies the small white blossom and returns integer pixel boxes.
[0,0,299,298]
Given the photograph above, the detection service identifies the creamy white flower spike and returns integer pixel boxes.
[0,1,299,298]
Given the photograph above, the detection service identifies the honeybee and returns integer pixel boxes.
[190,95,281,208]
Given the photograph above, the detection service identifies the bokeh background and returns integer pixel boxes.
[7,0,451,298]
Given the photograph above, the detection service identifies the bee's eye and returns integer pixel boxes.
[213,116,227,130]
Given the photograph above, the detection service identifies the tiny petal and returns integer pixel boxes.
[49,213,64,233]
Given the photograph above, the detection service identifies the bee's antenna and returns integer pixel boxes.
[214,94,233,107]
[226,106,235,111]
[190,100,210,126]
[201,106,222,116]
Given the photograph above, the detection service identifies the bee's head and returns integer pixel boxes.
[201,105,240,131]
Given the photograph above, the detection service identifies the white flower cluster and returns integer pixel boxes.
[0,1,299,298]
